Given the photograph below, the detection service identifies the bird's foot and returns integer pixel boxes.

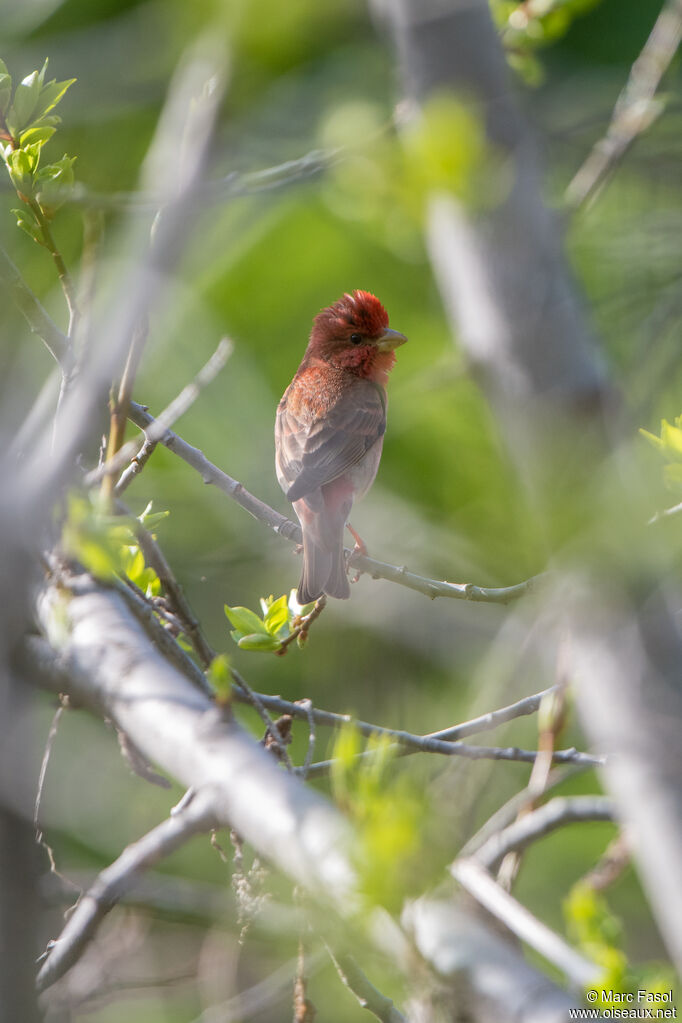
[346,523,367,583]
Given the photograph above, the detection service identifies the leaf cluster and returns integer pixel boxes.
[640,415,682,492]
[0,58,76,238]
[62,493,167,597]
[224,591,315,653]
[564,882,678,1010]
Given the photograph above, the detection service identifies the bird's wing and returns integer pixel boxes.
[276,380,386,502]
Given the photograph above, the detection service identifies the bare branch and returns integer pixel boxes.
[450,859,600,988]
[0,244,73,374]
[566,0,682,209]
[65,146,342,213]
[126,403,544,605]
[327,948,406,1023]
[85,337,233,488]
[36,787,218,992]
[301,742,600,779]
[473,795,615,873]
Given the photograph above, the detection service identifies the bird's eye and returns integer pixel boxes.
[350,333,363,345]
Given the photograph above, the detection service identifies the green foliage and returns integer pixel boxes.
[564,882,678,1011]
[224,590,315,653]
[490,0,603,84]
[62,494,166,597]
[330,727,433,912]
[0,57,75,234]
[207,653,232,705]
[640,415,682,492]
[321,94,501,248]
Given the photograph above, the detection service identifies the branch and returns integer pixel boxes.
[36,788,218,992]
[230,680,602,773]
[233,683,559,743]
[85,338,233,488]
[26,196,79,339]
[450,858,600,988]
[402,897,583,1022]
[0,244,73,374]
[472,795,615,873]
[64,146,342,213]
[301,742,601,779]
[126,403,543,605]
[34,570,355,990]
[566,0,682,209]
[327,949,406,1023]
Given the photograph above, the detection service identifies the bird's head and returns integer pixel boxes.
[307,290,407,380]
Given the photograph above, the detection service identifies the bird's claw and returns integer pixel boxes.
[346,523,368,583]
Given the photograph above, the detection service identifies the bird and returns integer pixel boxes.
[275,290,407,603]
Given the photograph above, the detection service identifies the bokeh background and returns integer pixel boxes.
[1,0,680,1018]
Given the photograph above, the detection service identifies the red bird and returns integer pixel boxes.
[275,290,407,603]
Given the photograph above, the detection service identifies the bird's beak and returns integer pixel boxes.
[375,328,408,353]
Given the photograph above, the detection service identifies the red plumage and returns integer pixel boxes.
[275,290,406,603]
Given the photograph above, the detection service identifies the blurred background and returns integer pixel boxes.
[1,0,680,1018]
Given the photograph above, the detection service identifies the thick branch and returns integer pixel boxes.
[126,402,542,605]
[402,897,583,1023]
[35,571,355,989]
[450,859,600,987]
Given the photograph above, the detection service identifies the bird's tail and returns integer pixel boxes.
[298,528,350,603]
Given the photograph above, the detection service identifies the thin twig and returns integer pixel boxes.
[276,596,327,656]
[326,947,407,1023]
[0,243,73,372]
[85,337,233,487]
[26,197,80,339]
[132,517,216,669]
[126,403,544,606]
[473,795,615,873]
[34,701,83,899]
[36,788,218,992]
[231,682,556,746]
[566,0,682,209]
[100,317,149,506]
[300,742,600,778]
[450,858,600,987]
[299,700,317,781]
[62,146,343,213]
[115,434,158,494]
[234,673,294,772]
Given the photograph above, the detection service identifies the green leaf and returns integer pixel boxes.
[32,77,76,122]
[264,593,289,635]
[37,58,49,89]
[0,59,9,78]
[7,70,41,135]
[224,604,269,636]
[12,208,43,244]
[208,653,232,701]
[6,148,33,190]
[19,124,55,147]
[237,633,282,652]
[0,74,11,117]
[34,154,75,214]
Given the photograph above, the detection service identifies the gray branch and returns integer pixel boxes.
[126,402,542,605]
[402,897,583,1023]
[36,788,218,992]
[472,795,615,873]
[35,571,355,990]
[450,859,600,988]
